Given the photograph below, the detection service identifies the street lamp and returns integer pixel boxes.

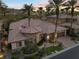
[54,33,58,46]
[55,33,57,39]
[47,35,50,40]
[44,34,50,48]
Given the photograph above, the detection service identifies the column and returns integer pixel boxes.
[65,30,67,36]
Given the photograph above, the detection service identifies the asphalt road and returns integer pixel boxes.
[49,44,79,59]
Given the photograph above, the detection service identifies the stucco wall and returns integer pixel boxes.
[11,41,25,49]
[11,43,16,49]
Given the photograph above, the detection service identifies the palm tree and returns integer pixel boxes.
[23,4,39,44]
[65,6,70,14]
[53,0,62,43]
[23,4,33,26]
[0,0,7,17]
[45,6,51,16]
[37,7,44,19]
[0,0,3,10]
[2,4,8,16]
[68,0,77,34]
[0,0,3,17]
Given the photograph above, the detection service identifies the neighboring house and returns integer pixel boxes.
[8,19,67,49]
[47,14,77,24]
[60,23,79,33]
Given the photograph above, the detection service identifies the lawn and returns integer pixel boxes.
[46,44,63,55]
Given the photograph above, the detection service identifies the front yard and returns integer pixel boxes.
[11,42,63,59]
[46,44,63,55]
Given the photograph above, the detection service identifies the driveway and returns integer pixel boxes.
[57,36,76,48]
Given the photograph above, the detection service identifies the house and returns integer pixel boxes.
[8,19,67,49]
[47,14,77,24]
[60,23,79,33]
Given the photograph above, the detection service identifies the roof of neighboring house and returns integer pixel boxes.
[47,14,77,19]
[60,23,79,29]
[8,19,67,43]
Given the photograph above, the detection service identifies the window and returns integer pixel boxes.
[16,41,22,47]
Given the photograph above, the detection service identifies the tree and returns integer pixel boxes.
[0,0,3,17]
[45,6,51,16]
[23,4,33,26]
[53,0,62,43]
[68,0,77,34]
[0,0,3,11]
[65,6,70,14]
[2,19,11,33]
[0,0,7,17]
[21,40,38,54]
[37,7,44,19]
[2,4,8,16]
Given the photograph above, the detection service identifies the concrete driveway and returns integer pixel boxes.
[57,36,76,48]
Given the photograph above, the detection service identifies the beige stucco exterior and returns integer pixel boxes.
[8,18,67,49]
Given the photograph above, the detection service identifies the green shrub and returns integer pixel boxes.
[21,41,38,54]
[37,48,45,57]
[22,45,38,54]
[12,50,20,59]
[46,44,63,55]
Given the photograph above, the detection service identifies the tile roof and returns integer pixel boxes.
[47,14,77,19]
[60,23,79,29]
[8,19,67,43]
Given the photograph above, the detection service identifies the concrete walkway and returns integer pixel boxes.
[57,36,76,48]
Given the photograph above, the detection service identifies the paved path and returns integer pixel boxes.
[57,36,76,48]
